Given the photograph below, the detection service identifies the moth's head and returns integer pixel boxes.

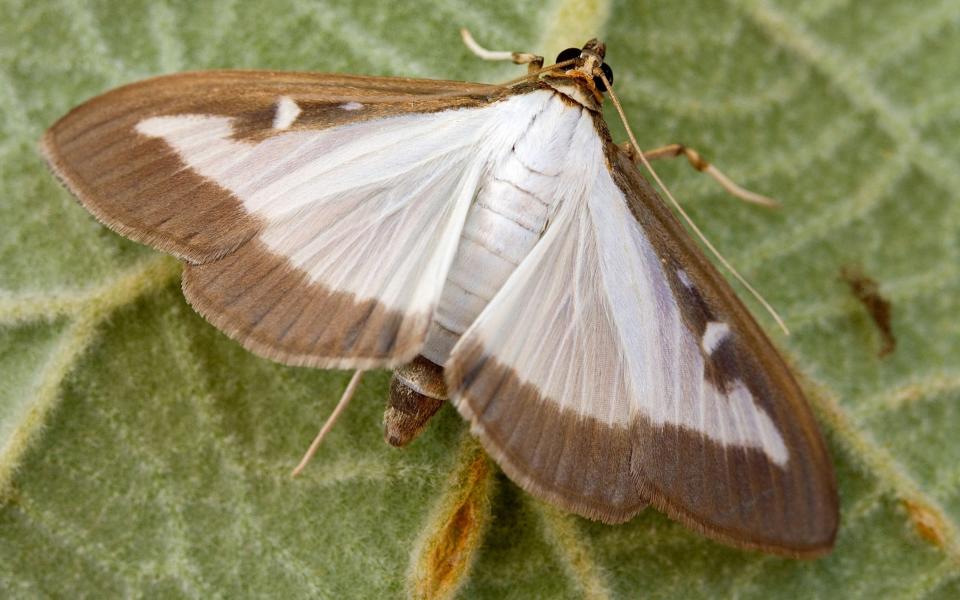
[539,39,614,110]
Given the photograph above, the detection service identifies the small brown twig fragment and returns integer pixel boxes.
[841,266,896,358]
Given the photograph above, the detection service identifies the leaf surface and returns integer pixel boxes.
[2,0,959,597]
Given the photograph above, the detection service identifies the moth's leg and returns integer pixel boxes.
[621,141,778,207]
[291,370,365,476]
[460,28,544,73]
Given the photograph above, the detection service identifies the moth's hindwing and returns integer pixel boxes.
[42,71,505,369]
[446,109,838,557]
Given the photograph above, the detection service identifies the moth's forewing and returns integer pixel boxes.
[446,95,837,558]
[608,140,838,557]
[41,71,504,368]
[41,71,499,263]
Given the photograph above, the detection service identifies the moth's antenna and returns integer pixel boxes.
[291,370,366,477]
[459,28,576,87]
[598,70,790,336]
[460,28,542,68]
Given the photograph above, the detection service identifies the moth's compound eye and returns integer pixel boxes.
[555,47,581,67]
[593,63,614,92]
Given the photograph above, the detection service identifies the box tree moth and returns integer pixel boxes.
[41,30,838,558]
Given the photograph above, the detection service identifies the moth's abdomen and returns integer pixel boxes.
[385,356,447,447]
[421,95,574,365]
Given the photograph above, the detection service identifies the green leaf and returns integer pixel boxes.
[2,0,959,597]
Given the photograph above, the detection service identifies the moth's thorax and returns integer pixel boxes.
[421,91,589,365]
[537,38,607,112]
[539,74,602,112]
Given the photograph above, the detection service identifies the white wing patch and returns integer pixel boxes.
[701,321,730,354]
[273,96,301,130]
[450,110,789,466]
[590,162,789,465]
[135,92,555,317]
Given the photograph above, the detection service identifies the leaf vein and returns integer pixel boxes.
[0,316,98,499]
[534,502,613,600]
[168,303,329,596]
[736,150,909,270]
[862,0,960,73]
[801,368,960,566]
[0,255,180,326]
[729,0,960,217]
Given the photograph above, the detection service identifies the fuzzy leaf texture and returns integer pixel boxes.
[1,0,959,597]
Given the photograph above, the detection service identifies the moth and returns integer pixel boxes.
[41,31,838,557]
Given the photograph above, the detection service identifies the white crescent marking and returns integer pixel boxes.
[273,96,301,130]
[701,321,731,354]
